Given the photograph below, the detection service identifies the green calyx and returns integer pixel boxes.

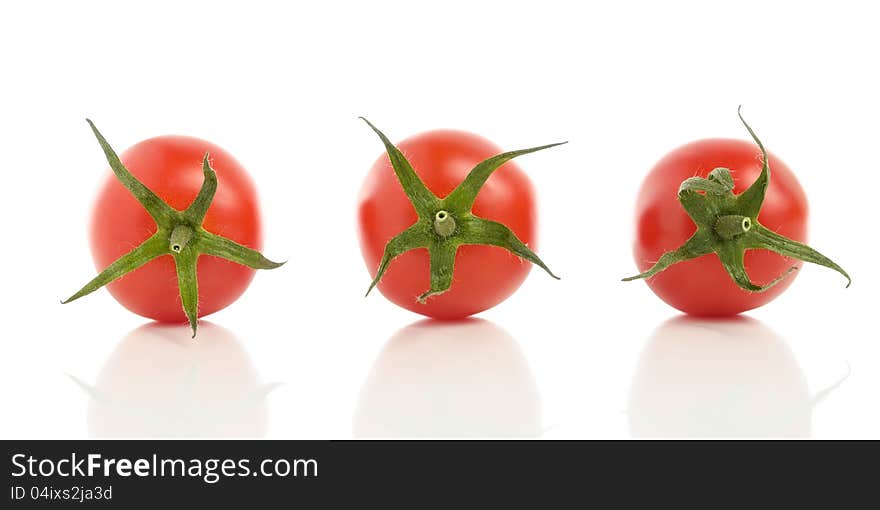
[361,117,564,303]
[624,107,851,292]
[62,120,284,337]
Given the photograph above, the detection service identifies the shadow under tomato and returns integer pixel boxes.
[628,316,847,438]
[353,318,542,438]
[69,322,278,438]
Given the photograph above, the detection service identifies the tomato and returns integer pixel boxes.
[65,121,281,335]
[357,127,556,319]
[89,135,262,322]
[633,138,807,315]
[627,110,848,315]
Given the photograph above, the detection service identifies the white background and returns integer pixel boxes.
[1,1,876,438]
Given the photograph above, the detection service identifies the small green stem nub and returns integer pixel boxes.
[433,210,456,237]
[169,225,194,253]
[715,215,752,240]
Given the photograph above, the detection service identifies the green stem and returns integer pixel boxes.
[169,225,194,253]
[714,215,751,239]
[433,210,456,237]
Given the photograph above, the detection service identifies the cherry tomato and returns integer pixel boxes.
[632,138,808,315]
[89,135,262,322]
[358,130,540,319]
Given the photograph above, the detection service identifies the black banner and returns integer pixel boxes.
[3,440,877,506]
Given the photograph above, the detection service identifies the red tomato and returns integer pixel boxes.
[633,138,808,315]
[90,136,262,322]
[357,130,538,319]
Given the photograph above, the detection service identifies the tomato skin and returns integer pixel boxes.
[90,136,262,322]
[633,138,809,315]
[358,130,538,319]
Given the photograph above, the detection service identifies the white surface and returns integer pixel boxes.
[1,1,876,439]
